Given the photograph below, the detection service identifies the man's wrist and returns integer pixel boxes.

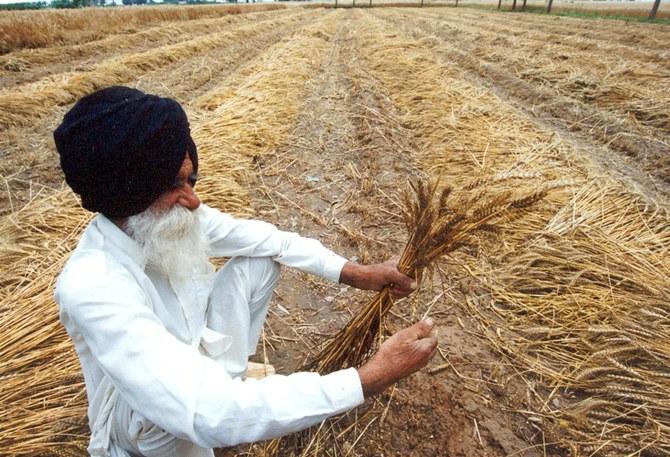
[339,261,365,287]
[356,362,387,398]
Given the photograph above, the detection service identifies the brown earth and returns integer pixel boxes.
[220,12,544,457]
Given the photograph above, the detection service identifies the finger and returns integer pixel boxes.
[389,284,412,298]
[388,269,415,292]
[404,318,434,340]
[418,336,438,356]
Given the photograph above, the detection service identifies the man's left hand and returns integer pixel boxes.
[339,260,416,298]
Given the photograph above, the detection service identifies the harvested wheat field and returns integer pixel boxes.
[1,4,669,457]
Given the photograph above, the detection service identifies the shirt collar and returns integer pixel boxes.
[95,214,147,269]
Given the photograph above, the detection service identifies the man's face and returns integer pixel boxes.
[150,155,200,214]
[125,155,208,279]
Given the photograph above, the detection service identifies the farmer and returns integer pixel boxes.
[53,86,437,457]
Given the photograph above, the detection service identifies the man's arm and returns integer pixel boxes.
[201,205,346,282]
[202,205,416,295]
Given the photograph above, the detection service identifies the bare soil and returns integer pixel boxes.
[219,13,541,457]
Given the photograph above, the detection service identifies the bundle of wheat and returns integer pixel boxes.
[307,177,558,373]
[263,174,559,456]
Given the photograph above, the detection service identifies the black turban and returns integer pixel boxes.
[54,86,198,218]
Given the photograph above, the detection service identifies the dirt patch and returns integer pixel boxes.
[218,11,539,457]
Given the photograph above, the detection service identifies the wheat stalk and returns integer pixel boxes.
[268,176,552,456]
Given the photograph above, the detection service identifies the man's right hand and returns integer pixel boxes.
[356,319,438,397]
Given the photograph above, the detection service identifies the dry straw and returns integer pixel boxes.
[0,9,291,83]
[0,9,315,130]
[465,180,670,455]
[372,7,670,185]
[381,8,670,137]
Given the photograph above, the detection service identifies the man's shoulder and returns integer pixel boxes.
[59,248,110,284]
[55,244,140,309]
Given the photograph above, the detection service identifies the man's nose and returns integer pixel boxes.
[178,185,200,210]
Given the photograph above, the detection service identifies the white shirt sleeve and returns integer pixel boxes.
[200,205,348,283]
[57,265,364,448]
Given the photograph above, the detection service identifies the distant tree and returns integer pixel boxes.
[51,0,76,7]
[0,1,47,9]
[547,0,554,13]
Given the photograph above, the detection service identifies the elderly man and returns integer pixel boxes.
[54,86,437,457]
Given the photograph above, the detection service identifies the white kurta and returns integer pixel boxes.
[55,204,364,456]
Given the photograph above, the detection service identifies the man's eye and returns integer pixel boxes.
[188,174,198,187]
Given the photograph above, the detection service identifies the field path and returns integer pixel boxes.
[217,11,538,456]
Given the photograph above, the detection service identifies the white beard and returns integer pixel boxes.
[126,205,210,281]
